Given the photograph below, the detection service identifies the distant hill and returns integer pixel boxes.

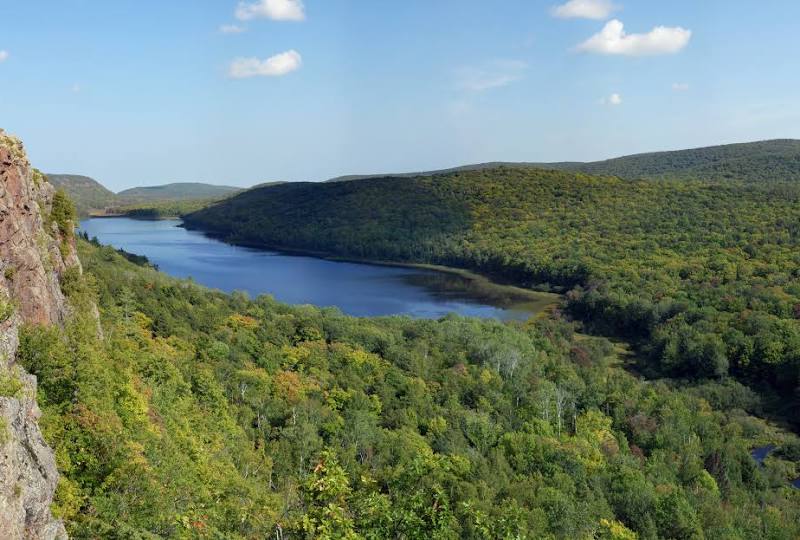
[116,182,243,204]
[327,139,800,184]
[46,174,118,215]
[46,177,245,217]
[325,164,555,183]
[559,139,800,182]
[249,181,288,190]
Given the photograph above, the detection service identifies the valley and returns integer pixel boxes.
[5,2,800,538]
[3,132,800,538]
[181,160,800,421]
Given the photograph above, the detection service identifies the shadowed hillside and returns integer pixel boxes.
[185,176,474,261]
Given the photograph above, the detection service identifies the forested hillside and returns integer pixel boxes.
[563,139,800,183]
[20,236,800,538]
[116,182,242,203]
[115,198,226,219]
[327,139,800,184]
[184,168,800,413]
[46,177,244,217]
[47,174,118,216]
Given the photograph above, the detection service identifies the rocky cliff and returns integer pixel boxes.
[0,130,72,539]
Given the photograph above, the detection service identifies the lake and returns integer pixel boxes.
[80,218,557,320]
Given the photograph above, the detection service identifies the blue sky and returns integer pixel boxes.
[1,1,799,190]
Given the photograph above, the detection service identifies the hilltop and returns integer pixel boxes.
[559,139,800,182]
[328,139,800,184]
[115,182,243,203]
[47,173,118,216]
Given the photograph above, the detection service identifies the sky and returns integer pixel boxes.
[1,0,799,191]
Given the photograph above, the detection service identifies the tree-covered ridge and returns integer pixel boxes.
[20,238,800,538]
[565,139,800,183]
[326,139,800,184]
[187,177,474,260]
[114,198,225,219]
[184,169,800,412]
[116,182,243,203]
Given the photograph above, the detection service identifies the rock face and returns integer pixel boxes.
[0,130,71,539]
[0,132,78,325]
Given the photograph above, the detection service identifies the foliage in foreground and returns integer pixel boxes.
[17,240,800,538]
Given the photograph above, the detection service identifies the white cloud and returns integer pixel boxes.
[236,0,305,21]
[672,82,689,91]
[0,50,9,63]
[457,60,528,92]
[576,19,691,56]
[229,50,302,79]
[601,93,622,105]
[220,24,246,34]
[551,0,619,20]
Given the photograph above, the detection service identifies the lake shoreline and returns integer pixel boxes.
[87,211,181,221]
[178,222,562,310]
[80,217,558,320]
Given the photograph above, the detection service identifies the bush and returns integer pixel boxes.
[50,190,77,239]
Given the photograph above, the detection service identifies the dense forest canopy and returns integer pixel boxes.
[327,139,800,185]
[18,237,800,538]
[184,167,800,417]
[27,139,800,537]
[560,139,800,183]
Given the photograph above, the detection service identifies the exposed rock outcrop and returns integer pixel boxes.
[0,130,72,539]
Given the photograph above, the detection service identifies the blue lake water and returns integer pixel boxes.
[80,218,551,320]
